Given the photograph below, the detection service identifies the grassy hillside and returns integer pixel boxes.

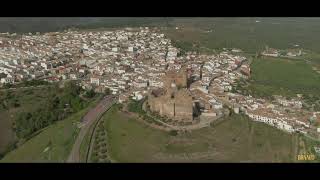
[0,86,56,155]
[0,97,100,162]
[0,81,96,157]
[104,106,307,162]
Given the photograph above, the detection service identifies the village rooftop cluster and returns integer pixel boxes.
[0,27,319,137]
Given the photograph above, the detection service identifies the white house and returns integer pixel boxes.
[246,110,295,133]
[112,47,118,52]
[149,80,163,88]
[133,80,148,88]
[132,91,143,101]
[1,77,14,84]
[69,74,77,80]
[234,107,240,114]
[128,47,134,52]
[90,76,100,86]
[40,62,48,70]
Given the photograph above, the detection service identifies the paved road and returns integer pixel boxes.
[67,95,115,163]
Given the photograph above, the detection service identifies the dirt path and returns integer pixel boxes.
[66,95,115,163]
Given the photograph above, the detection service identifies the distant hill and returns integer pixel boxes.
[0,17,171,33]
[2,17,320,53]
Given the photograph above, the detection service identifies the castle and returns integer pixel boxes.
[147,68,194,122]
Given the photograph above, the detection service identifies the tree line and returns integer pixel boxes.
[14,81,94,139]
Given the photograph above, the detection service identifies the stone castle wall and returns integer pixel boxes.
[147,68,193,122]
[174,101,193,121]
[162,100,175,118]
[148,91,193,122]
[163,69,188,88]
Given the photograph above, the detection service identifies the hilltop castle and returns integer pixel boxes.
[147,68,194,122]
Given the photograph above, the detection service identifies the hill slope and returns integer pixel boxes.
[1,98,99,162]
[103,106,308,162]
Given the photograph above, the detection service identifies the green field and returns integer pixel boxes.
[0,98,100,162]
[301,50,320,65]
[163,18,320,54]
[234,57,320,102]
[105,106,304,162]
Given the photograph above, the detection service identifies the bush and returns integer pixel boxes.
[104,88,111,95]
[100,148,108,154]
[104,159,111,163]
[99,142,107,147]
[169,130,178,136]
[84,89,96,98]
[100,131,106,136]
[99,154,108,160]
[91,153,99,163]
[97,128,103,135]
[13,99,20,107]
[95,138,103,145]
[14,81,87,138]
[128,99,145,114]
[93,143,100,151]
[95,135,100,140]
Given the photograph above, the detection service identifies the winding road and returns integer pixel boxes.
[67,95,115,163]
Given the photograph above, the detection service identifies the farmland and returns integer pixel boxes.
[163,18,320,54]
[233,57,320,110]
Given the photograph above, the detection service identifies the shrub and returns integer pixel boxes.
[104,159,111,163]
[169,130,178,136]
[95,135,100,140]
[14,81,87,138]
[84,89,96,98]
[100,148,108,154]
[91,155,99,163]
[93,143,100,151]
[13,99,20,107]
[99,154,108,159]
[99,142,107,147]
[100,131,106,136]
[128,99,145,114]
